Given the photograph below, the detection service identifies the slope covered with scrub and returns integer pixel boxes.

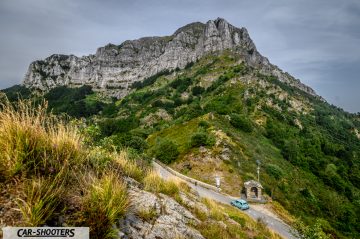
[0,98,284,239]
[1,18,359,238]
[7,50,359,238]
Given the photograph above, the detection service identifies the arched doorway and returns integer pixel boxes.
[250,187,258,198]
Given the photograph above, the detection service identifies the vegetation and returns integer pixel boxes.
[152,139,179,164]
[194,198,282,239]
[230,113,253,132]
[190,131,215,147]
[44,85,105,117]
[3,50,360,238]
[0,99,135,238]
[143,170,180,197]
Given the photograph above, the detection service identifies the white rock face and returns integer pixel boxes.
[23,18,317,98]
[119,187,204,239]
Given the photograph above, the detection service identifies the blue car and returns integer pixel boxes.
[230,199,250,210]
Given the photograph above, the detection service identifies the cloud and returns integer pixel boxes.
[0,0,359,112]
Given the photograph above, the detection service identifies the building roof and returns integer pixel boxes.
[244,180,263,189]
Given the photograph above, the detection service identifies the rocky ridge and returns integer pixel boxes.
[23,18,317,98]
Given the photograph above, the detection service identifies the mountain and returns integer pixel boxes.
[2,18,360,238]
[23,18,316,98]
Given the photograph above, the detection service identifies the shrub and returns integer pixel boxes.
[112,134,148,152]
[169,77,193,93]
[266,164,284,180]
[198,120,210,128]
[192,86,205,96]
[131,70,171,89]
[99,116,139,136]
[153,139,179,164]
[190,132,215,147]
[230,113,253,132]
[294,219,330,239]
[204,96,234,115]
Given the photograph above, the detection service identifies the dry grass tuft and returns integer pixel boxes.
[114,151,144,182]
[0,99,131,238]
[81,172,129,239]
[143,171,180,197]
[17,174,65,226]
[0,99,83,178]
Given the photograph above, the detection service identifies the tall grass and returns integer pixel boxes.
[114,151,144,182]
[17,175,65,226]
[0,99,83,178]
[0,99,130,238]
[81,173,129,239]
[143,171,180,197]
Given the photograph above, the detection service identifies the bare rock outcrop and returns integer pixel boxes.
[23,18,317,98]
[118,186,204,239]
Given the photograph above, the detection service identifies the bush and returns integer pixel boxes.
[99,116,139,136]
[204,96,235,115]
[190,132,215,147]
[169,77,193,93]
[265,164,284,180]
[153,139,179,164]
[112,134,148,152]
[198,120,210,128]
[192,86,205,96]
[131,70,170,89]
[230,113,253,132]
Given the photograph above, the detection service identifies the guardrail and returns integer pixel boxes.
[154,160,221,192]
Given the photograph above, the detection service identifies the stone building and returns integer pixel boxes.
[244,180,263,201]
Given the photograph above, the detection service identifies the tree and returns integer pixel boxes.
[230,113,253,132]
[190,132,215,147]
[192,86,205,96]
[294,219,330,239]
[153,139,179,164]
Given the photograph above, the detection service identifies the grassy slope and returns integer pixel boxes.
[0,99,281,239]
[102,51,359,238]
[3,51,359,238]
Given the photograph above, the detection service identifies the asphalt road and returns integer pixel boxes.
[153,161,297,239]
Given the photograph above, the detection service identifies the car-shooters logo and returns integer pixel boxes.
[2,227,89,239]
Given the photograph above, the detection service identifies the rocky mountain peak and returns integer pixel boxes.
[22,18,318,98]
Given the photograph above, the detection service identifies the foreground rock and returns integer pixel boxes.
[118,187,204,239]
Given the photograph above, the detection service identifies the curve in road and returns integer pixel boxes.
[153,161,297,239]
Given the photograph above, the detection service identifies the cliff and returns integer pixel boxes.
[23,18,317,98]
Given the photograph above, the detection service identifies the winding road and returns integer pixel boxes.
[153,161,297,239]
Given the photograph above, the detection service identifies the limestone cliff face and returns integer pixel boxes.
[23,18,317,98]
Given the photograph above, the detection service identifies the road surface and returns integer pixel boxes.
[153,161,297,239]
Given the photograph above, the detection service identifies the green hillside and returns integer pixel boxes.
[2,51,360,238]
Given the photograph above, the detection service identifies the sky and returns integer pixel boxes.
[0,0,359,113]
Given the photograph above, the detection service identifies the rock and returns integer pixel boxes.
[119,187,205,239]
[220,147,231,161]
[23,18,318,99]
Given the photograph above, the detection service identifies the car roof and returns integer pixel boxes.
[236,199,248,203]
